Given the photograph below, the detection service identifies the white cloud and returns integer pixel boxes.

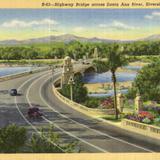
[144,15,153,19]
[152,12,160,16]
[1,18,58,28]
[99,20,138,30]
[73,27,85,32]
[145,11,160,20]
[99,24,107,28]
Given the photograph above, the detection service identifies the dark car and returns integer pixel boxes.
[28,107,43,118]
[9,89,17,96]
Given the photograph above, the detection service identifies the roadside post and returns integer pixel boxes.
[68,75,75,101]
[51,66,54,82]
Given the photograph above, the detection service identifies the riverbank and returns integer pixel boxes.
[128,61,149,66]
[0,59,63,66]
[84,81,132,93]
[84,62,148,93]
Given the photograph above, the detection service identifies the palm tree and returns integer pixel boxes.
[93,44,128,119]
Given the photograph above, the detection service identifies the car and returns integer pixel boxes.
[9,89,17,96]
[27,107,43,118]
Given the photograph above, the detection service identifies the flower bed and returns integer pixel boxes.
[100,97,114,109]
[125,105,160,126]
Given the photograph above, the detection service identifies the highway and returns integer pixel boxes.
[0,68,160,153]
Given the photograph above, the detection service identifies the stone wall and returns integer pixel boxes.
[122,119,160,140]
[52,84,115,118]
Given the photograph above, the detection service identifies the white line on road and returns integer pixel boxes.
[15,71,66,153]
[26,72,108,153]
[39,75,154,153]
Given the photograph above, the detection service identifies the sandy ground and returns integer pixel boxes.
[129,61,149,66]
[84,81,133,93]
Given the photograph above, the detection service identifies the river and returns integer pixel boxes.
[83,65,142,97]
[0,66,42,77]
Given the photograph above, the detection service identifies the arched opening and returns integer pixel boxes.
[83,66,96,76]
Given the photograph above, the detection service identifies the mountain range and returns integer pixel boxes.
[0,34,160,45]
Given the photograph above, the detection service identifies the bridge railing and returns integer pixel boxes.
[53,76,160,142]
[122,119,160,139]
[52,84,115,117]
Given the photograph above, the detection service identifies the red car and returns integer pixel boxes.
[28,107,43,118]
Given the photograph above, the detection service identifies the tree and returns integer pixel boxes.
[60,74,88,103]
[129,61,160,102]
[0,124,27,153]
[93,44,128,119]
[46,47,65,59]
[73,74,88,103]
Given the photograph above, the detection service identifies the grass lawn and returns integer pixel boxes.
[101,114,123,122]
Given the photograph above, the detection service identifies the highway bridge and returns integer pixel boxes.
[0,65,159,153]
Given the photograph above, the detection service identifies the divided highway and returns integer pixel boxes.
[0,68,159,153]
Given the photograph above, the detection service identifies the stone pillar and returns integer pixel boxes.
[61,56,74,86]
[117,93,125,113]
[86,52,89,59]
[93,47,98,59]
[134,94,143,113]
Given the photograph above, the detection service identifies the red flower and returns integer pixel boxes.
[138,111,154,120]
[101,98,114,109]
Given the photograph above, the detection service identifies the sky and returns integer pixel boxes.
[0,9,160,40]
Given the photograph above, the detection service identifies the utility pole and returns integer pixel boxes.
[51,66,54,82]
[68,75,75,101]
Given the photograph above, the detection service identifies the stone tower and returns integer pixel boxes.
[61,56,74,86]
[93,47,99,59]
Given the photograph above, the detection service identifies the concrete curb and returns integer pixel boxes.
[52,78,160,146]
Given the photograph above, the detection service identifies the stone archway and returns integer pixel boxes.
[83,66,97,75]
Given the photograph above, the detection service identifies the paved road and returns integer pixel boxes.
[0,68,160,153]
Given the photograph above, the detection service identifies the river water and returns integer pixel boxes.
[83,65,142,97]
[0,67,40,77]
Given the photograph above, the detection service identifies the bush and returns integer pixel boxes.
[154,117,160,126]
[0,124,27,153]
[142,117,151,124]
[84,97,100,108]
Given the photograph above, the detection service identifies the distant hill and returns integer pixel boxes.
[0,34,120,45]
[140,34,160,41]
[0,34,160,45]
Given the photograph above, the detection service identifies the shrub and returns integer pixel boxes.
[154,117,160,126]
[0,124,27,153]
[142,117,151,124]
[84,97,100,108]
